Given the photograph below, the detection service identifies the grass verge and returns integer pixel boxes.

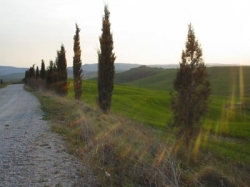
[27,84,247,187]
[30,88,182,186]
[0,83,9,89]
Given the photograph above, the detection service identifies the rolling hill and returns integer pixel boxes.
[115,65,250,96]
[114,65,165,84]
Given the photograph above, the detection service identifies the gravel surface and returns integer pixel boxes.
[0,84,97,187]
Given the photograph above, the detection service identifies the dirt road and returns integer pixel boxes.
[0,84,96,187]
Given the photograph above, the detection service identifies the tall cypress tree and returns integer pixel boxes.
[29,65,35,79]
[56,45,68,96]
[97,5,116,113]
[170,24,211,154]
[46,60,54,88]
[35,66,40,79]
[73,24,83,100]
[40,59,46,80]
[23,70,29,83]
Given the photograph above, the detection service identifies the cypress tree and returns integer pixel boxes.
[35,66,40,79]
[29,65,35,79]
[97,5,116,113]
[56,45,68,96]
[170,24,211,154]
[40,59,46,80]
[46,60,55,89]
[24,70,29,83]
[73,24,83,100]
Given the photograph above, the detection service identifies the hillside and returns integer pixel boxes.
[114,65,165,84]
[0,66,27,76]
[115,66,250,96]
[0,66,27,82]
[0,63,143,81]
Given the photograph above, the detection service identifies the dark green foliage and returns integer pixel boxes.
[23,65,39,86]
[46,60,57,89]
[35,66,39,79]
[0,79,3,84]
[73,24,83,100]
[28,65,35,79]
[40,59,46,80]
[98,5,116,113]
[56,45,68,96]
[22,70,29,83]
[170,24,211,152]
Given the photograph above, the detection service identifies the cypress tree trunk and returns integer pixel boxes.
[73,24,83,100]
[98,5,116,113]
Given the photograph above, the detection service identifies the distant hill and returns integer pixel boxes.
[1,73,25,82]
[119,66,250,96]
[0,66,27,76]
[0,66,27,82]
[2,63,249,90]
[114,65,165,84]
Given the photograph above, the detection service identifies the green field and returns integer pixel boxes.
[119,66,250,96]
[57,66,250,186]
[67,66,250,182]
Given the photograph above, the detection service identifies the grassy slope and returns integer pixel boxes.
[31,66,250,186]
[67,76,250,185]
[114,65,165,84]
[33,87,180,186]
[70,79,250,138]
[122,66,250,96]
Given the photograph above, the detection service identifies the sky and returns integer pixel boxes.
[0,0,250,68]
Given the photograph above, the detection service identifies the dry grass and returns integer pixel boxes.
[36,91,181,186]
[28,87,245,187]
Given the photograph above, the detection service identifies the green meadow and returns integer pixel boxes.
[67,66,250,181]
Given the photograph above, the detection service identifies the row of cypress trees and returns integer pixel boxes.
[24,44,69,96]
[44,45,68,96]
[23,62,45,82]
[23,5,115,113]
[23,5,212,156]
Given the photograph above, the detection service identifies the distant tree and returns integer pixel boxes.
[28,65,35,79]
[97,5,116,113]
[35,66,40,79]
[40,59,46,80]
[73,24,83,100]
[170,24,211,154]
[23,70,29,83]
[56,45,68,96]
[0,79,3,84]
[52,62,58,87]
[46,60,56,89]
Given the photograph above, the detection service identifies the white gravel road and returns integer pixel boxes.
[0,84,97,187]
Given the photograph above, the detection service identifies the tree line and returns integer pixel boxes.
[23,5,210,155]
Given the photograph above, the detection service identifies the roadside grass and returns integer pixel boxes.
[68,80,170,128]
[68,80,250,185]
[32,88,182,187]
[0,82,9,89]
[27,79,250,186]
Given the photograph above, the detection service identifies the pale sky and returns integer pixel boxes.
[0,0,250,68]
